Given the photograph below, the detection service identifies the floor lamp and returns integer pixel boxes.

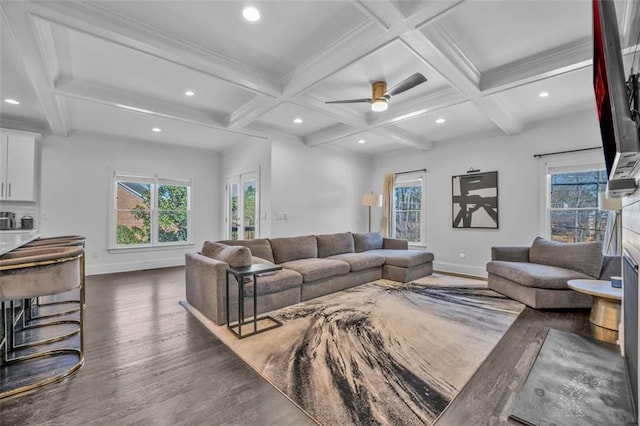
[598,191,622,255]
[362,193,382,232]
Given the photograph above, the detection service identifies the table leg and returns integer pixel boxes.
[238,274,244,338]
[253,274,257,334]
[590,296,621,331]
[225,272,230,329]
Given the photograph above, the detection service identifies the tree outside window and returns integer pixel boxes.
[549,170,608,243]
[115,175,190,246]
[393,173,426,245]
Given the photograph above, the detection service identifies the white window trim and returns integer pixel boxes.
[537,149,605,238]
[393,171,427,247]
[110,171,194,250]
[542,161,606,240]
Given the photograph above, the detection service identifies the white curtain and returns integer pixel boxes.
[380,173,395,237]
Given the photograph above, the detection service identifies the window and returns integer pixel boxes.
[548,169,608,243]
[114,173,191,247]
[393,172,426,246]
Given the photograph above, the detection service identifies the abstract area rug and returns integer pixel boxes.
[510,328,636,426]
[182,274,524,425]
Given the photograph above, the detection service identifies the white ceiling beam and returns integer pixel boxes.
[480,37,592,92]
[21,1,282,98]
[366,86,464,127]
[420,23,481,86]
[304,123,362,147]
[283,0,467,97]
[374,126,433,150]
[1,4,68,135]
[402,28,523,135]
[55,78,268,139]
[246,122,305,145]
[226,96,280,130]
[276,0,470,149]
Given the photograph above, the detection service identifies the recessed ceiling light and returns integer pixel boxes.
[242,6,261,22]
[435,118,446,124]
[539,91,549,98]
[4,98,19,105]
[185,90,195,96]
[358,139,366,144]
[152,127,162,133]
[293,118,303,124]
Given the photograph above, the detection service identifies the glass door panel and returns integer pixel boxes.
[226,171,259,240]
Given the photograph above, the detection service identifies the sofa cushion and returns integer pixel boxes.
[366,249,434,268]
[529,237,603,278]
[280,258,350,283]
[487,260,594,290]
[326,252,385,272]
[218,238,275,263]
[270,236,318,264]
[353,232,383,252]
[243,268,303,297]
[251,256,274,265]
[316,232,355,258]
[201,241,251,268]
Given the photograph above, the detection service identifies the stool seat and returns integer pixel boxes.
[0,246,83,301]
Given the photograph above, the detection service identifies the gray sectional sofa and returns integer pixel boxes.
[486,237,621,309]
[185,231,434,324]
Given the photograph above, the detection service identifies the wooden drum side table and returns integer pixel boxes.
[567,279,622,331]
[226,263,283,339]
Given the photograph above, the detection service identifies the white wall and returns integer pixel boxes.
[370,109,606,277]
[271,139,372,237]
[220,138,272,238]
[39,132,220,275]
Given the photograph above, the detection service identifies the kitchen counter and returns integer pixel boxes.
[0,230,40,256]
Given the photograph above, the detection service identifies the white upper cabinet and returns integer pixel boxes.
[0,130,40,202]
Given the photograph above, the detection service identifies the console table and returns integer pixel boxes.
[567,279,622,331]
[226,264,283,339]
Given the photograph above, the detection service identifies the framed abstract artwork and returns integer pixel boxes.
[452,171,499,229]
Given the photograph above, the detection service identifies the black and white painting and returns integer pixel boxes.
[452,171,498,229]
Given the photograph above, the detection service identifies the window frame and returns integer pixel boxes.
[111,172,193,250]
[392,171,427,247]
[545,165,608,243]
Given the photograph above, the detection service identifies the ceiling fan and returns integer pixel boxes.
[325,73,427,112]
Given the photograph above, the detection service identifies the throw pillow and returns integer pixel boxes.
[529,237,603,278]
[201,241,251,268]
[352,232,383,252]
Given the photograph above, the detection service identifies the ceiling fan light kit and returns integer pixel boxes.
[371,98,388,112]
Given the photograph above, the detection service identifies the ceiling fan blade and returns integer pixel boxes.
[385,73,427,98]
[325,98,372,104]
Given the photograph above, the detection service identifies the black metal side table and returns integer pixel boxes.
[226,264,283,339]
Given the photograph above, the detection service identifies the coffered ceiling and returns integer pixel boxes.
[1,0,639,154]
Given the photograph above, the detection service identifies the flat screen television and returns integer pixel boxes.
[593,0,640,181]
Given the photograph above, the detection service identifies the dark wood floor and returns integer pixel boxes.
[0,266,612,425]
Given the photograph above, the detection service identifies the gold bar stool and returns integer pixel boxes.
[0,246,85,399]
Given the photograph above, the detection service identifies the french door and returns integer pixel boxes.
[226,171,259,240]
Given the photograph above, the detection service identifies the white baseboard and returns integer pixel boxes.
[433,261,487,278]
[86,256,185,276]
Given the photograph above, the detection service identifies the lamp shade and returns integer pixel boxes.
[598,191,622,211]
[362,193,382,207]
